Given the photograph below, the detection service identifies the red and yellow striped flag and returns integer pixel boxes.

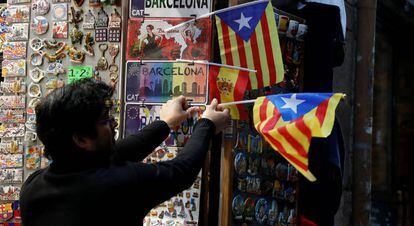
[209,65,249,120]
[215,1,284,90]
[253,93,344,181]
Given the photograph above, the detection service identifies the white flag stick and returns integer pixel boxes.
[164,0,270,32]
[176,59,257,73]
[219,99,256,106]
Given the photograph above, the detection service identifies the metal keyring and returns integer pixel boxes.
[109,64,118,73]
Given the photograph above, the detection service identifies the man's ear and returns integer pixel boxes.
[72,133,93,151]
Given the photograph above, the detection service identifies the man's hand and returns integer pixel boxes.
[202,99,230,134]
[160,96,199,129]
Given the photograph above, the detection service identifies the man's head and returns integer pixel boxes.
[36,78,117,161]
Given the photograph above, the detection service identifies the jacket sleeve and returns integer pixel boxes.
[111,120,171,164]
[131,119,215,209]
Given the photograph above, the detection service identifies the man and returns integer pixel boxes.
[20,79,229,226]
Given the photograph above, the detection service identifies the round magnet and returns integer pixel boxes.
[28,83,42,98]
[243,197,255,221]
[30,38,44,51]
[32,0,50,15]
[52,4,67,21]
[30,52,43,66]
[255,198,269,224]
[32,16,49,35]
[248,155,260,176]
[234,152,247,176]
[232,195,245,220]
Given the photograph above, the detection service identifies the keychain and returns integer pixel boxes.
[108,43,119,81]
[96,44,108,70]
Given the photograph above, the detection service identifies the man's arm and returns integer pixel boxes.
[132,118,215,209]
[111,120,170,163]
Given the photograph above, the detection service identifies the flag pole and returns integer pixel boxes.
[164,0,270,32]
[219,99,256,106]
[176,59,257,73]
[218,94,347,106]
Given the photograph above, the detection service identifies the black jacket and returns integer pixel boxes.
[20,119,215,226]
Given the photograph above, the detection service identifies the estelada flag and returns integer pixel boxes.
[253,93,344,181]
[215,0,284,89]
[209,65,249,120]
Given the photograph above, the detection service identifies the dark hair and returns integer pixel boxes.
[35,78,113,160]
[146,24,154,30]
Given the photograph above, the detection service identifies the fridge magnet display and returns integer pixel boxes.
[32,16,49,35]
[0,185,21,201]
[0,123,25,138]
[255,198,269,224]
[0,169,23,184]
[52,3,68,21]
[0,154,23,168]
[234,152,247,176]
[125,61,208,104]
[0,78,26,94]
[4,5,30,23]
[6,23,29,41]
[30,67,46,83]
[0,109,25,124]
[2,42,27,60]
[83,10,95,29]
[1,59,26,77]
[0,140,23,154]
[32,0,50,15]
[53,21,69,39]
[243,197,255,221]
[130,0,212,18]
[232,195,244,220]
[126,18,212,60]
[0,95,26,109]
[25,145,41,170]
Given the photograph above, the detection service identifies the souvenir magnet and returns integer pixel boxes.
[46,61,65,75]
[24,131,38,143]
[2,42,27,60]
[255,198,269,224]
[25,146,41,170]
[44,52,67,62]
[278,15,289,34]
[0,124,25,138]
[0,185,21,201]
[95,7,109,27]
[32,16,49,35]
[237,177,247,192]
[30,38,45,51]
[73,0,85,7]
[6,23,29,41]
[268,200,279,225]
[243,197,255,221]
[4,5,30,23]
[0,96,26,109]
[0,169,23,184]
[32,0,50,15]
[30,52,44,66]
[96,44,108,70]
[1,60,26,77]
[275,163,288,180]
[246,176,261,194]
[30,68,46,83]
[28,98,41,109]
[248,135,262,154]
[95,28,107,42]
[45,78,65,94]
[296,24,308,41]
[0,154,23,168]
[83,10,95,29]
[234,152,247,176]
[69,25,83,44]
[108,29,121,42]
[108,8,121,29]
[44,39,67,53]
[84,32,95,56]
[248,155,260,176]
[52,3,68,21]
[0,109,26,124]
[68,6,83,24]
[28,83,42,98]
[286,20,299,38]
[67,46,85,63]
[0,78,26,93]
[0,140,23,154]
[232,195,244,220]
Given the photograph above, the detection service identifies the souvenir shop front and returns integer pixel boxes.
[0,0,345,225]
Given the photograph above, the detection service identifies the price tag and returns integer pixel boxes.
[67,66,93,84]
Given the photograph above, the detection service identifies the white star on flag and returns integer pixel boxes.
[281,94,305,114]
[234,13,252,31]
